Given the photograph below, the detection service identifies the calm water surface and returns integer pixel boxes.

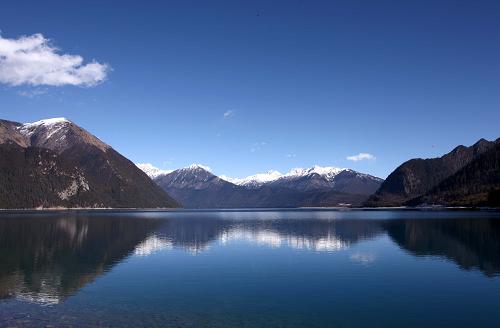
[1,209,500,327]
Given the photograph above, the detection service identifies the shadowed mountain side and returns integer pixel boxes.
[366,138,497,207]
[408,141,500,206]
[164,186,370,209]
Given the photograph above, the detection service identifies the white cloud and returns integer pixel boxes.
[346,152,376,161]
[0,33,109,87]
[286,153,296,158]
[223,110,234,119]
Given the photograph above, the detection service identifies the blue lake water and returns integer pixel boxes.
[1,209,500,327]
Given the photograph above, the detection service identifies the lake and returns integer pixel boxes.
[1,209,500,327]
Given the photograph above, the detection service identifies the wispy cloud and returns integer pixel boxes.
[251,141,267,153]
[17,88,47,98]
[223,110,234,119]
[0,33,109,87]
[286,153,296,158]
[346,152,376,161]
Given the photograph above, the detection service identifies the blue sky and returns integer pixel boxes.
[1,0,499,179]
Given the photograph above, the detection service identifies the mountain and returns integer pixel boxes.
[139,164,383,208]
[0,118,179,209]
[366,138,499,207]
[221,170,283,188]
[152,164,243,208]
[408,139,500,206]
[136,163,173,179]
[223,166,382,194]
[264,166,382,195]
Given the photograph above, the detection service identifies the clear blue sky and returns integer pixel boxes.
[1,0,499,179]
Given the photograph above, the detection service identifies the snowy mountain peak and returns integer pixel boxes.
[223,166,349,187]
[184,163,212,172]
[13,117,109,154]
[18,117,71,138]
[136,163,173,179]
[27,117,70,126]
[222,170,283,187]
[284,165,346,180]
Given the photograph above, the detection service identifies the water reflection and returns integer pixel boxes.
[152,217,383,253]
[0,215,160,304]
[384,218,500,277]
[0,211,499,306]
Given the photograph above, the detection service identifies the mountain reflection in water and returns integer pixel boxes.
[0,210,499,306]
[0,214,161,304]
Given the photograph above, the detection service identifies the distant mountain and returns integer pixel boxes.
[221,170,282,188]
[0,118,179,209]
[264,166,382,195]
[366,138,499,207]
[136,163,173,179]
[152,164,240,208]
[139,164,383,208]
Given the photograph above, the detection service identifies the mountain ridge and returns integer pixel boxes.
[138,163,383,208]
[366,138,500,207]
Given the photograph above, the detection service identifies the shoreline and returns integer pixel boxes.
[0,206,498,213]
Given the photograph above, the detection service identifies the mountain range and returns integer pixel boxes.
[0,116,498,209]
[0,118,179,209]
[137,163,383,208]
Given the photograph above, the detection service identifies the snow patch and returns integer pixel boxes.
[221,170,283,187]
[136,163,173,179]
[17,117,70,138]
[283,165,346,181]
[223,165,348,186]
[186,163,211,172]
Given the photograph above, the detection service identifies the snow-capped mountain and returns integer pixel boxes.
[156,164,222,190]
[221,170,283,188]
[147,164,239,208]
[16,117,109,154]
[219,166,346,187]
[0,117,179,209]
[138,163,384,208]
[219,165,382,193]
[136,163,173,179]
[282,166,345,181]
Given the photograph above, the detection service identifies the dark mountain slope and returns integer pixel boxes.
[409,140,500,206]
[366,139,497,206]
